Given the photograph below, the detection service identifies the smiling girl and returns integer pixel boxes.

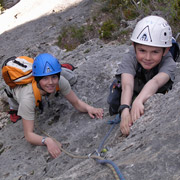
[6,53,103,158]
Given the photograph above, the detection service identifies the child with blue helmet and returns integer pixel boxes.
[7,53,103,158]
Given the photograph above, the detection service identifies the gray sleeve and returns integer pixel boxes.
[159,52,177,81]
[116,47,137,77]
[59,76,71,96]
[61,67,77,86]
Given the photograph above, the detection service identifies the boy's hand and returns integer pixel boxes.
[131,99,144,122]
[120,109,132,135]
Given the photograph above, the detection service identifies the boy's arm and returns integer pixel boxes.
[121,73,134,105]
[120,73,134,135]
[131,72,170,122]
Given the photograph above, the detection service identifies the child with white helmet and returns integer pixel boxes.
[107,15,176,135]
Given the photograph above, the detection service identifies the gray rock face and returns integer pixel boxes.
[0,1,180,180]
[3,0,20,9]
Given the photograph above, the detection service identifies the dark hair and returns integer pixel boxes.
[133,42,166,53]
[34,72,61,84]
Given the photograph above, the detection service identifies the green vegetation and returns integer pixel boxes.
[57,0,180,51]
[0,0,3,6]
[99,19,116,39]
[57,26,86,51]
[0,0,4,13]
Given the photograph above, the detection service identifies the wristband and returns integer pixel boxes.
[42,137,46,145]
[118,104,130,114]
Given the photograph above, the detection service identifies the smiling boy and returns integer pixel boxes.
[108,15,176,135]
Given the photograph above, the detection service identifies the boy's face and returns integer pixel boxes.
[39,74,59,93]
[134,44,166,70]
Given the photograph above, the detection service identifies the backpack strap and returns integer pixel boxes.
[135,63,146,84]
[32,78,42,107]
[32,78,60,107]
[54,84,60,97]
[56,85,60,91]
[135,63,159,84]
[170,37,180,61]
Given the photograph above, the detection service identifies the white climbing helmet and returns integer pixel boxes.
[131,15,172,47]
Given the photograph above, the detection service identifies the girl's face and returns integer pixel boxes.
[134,44,168,70]
[39,74,59,93]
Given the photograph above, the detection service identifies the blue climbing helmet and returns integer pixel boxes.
[32,53,61,77]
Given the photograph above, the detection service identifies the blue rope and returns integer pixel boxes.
[98,114,120,152]
[95,114,125,180]
[97,159,125,180]
[98,123,115,153]
[107,114,121,125]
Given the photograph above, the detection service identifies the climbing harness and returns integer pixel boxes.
[36,114,125,180]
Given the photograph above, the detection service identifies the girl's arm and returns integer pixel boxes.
[65,90,103,119]
[22,118,61,158]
